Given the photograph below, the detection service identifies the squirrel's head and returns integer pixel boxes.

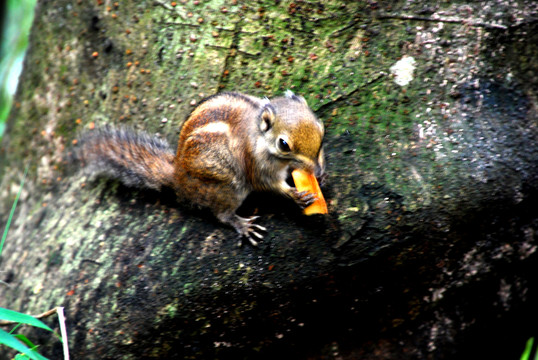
[258,91,325,178]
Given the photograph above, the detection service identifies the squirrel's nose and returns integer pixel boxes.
[315,163,324,179]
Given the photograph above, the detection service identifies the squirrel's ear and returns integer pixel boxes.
[259,104,276,132]
[285,89,307,105]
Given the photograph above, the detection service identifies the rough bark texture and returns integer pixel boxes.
[1,1,537,359]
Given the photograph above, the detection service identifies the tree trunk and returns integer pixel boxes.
[1,1,537,359]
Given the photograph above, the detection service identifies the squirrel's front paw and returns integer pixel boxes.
[291,189,317,209]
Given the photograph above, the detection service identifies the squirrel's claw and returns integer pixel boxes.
[292,190,318,209]
[218,212,266,246]
[235,215,267,246]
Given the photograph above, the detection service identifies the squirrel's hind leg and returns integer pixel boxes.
[175,166,266,245]
[216,211,267,246]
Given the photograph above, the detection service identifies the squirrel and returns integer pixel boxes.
[73,91,325,245]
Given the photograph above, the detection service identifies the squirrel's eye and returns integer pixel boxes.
[277,138,291,153]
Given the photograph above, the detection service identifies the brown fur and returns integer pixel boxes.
[74,91,324,244]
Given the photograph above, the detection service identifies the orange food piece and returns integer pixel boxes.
[291,169,328,215]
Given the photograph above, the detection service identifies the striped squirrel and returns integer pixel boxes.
[74,91,325,245]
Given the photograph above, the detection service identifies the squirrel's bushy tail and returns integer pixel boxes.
[73,125,175,190]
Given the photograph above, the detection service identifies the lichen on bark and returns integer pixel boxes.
[1,1,538,359]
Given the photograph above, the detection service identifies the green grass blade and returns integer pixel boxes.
[15,354,32,360]
[0,165,28,256]
[521,337,534,360]
[0,308,53,332]
[0,328,48,360]
[14,334,38,348]
[10,322,23,334]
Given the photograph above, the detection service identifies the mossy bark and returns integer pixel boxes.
[1,1,537,359]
